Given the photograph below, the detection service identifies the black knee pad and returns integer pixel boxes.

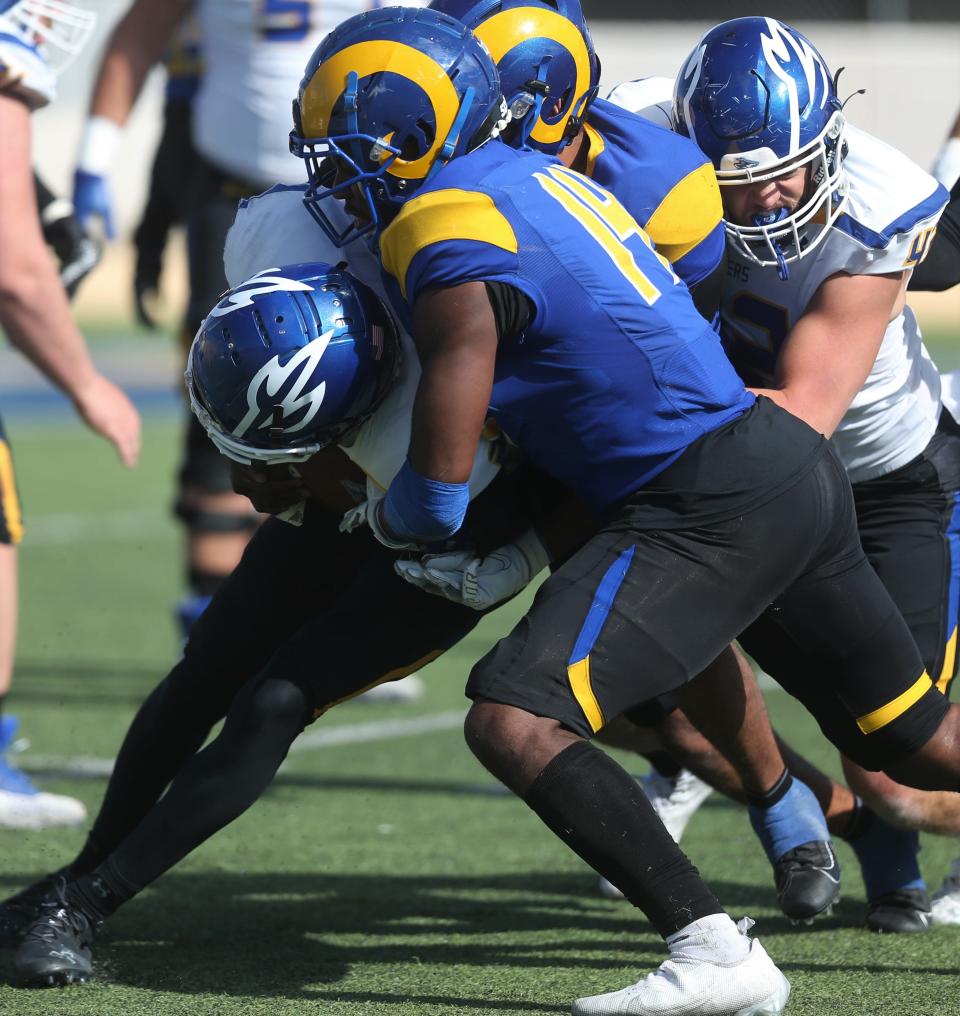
[173,498,260,535]
[246,677,313,732]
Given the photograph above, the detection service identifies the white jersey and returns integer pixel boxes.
[193,0,349,185]
[606,87,950,482]
[604,76,674,130]
[223,186,501,500]
[721,126,947,483]
[0,15,57,110]
[194,1,425,187]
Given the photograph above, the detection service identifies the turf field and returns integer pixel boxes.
[1,329,959,1015]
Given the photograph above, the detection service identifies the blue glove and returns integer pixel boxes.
[72,170,116,240]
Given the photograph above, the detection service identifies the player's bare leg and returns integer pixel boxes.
[0,539,86,832]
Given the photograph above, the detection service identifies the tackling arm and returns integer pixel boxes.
[378,282,498,545]
[748,270,907,438]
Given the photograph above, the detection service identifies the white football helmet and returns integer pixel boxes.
[1,0,96,74]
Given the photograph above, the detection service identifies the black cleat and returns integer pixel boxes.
[866,887,932,934]
[15,884,97,987]
[0,874,66,948]
[774,840,841,922]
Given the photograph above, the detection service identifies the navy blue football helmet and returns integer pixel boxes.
[187,263,399,465]
[289,6,508,246]
[674,17,848,278]
[429,0,600,153]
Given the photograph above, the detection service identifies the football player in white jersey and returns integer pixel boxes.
[608,16,956,934]
[70,0,414,640]
[0,0,141,829]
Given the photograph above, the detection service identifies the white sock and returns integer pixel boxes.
[665,913,750,965]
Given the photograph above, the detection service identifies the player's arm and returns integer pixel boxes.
[0,94,140,467]
[377,281,498,545]
[909,176,960,293]
[748,269,907,438]
[89,0,189,125]
[74,0,190,238]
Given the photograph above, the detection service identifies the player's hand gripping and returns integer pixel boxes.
[395,528,549,610]
[72,374,141,468]
[229,463,307,515]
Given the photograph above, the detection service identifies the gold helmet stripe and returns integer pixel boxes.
[300,40,462,181]
[473,7,590,146]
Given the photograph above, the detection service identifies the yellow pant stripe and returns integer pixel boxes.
[0,442,24,545]
[936,627,957,695]
[311,649,443,719]
[567,656,604,733]
[856,672,933,735]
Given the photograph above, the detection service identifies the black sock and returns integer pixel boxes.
[744,768,793,810]
[643,750,682,779]
[523,740,723,937]
[66,858,140,923]
[839,798,874,844]
[65,832,111,880]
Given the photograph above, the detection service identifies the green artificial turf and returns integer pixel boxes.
[0,325,959,1015]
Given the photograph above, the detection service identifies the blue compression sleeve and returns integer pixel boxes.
[382,458,470,543]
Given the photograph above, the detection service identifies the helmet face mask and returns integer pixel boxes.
[430,0,600,154]
[187,264,400,466]
[1,0,97,73]
[674,16,848,279]
[290,7,507,246]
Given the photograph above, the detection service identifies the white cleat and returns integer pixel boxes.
[571,938,790,1016]
[598,769,713,901]
[0,787,86,830]
[355,673,425,704]
[642,768,713,844]
[930,857,960,926]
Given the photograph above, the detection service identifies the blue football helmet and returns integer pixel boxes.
[674,17,848,279]
[186,263,400,465]
[429,0,600,153]
[289,6,508,247]
[0,0,96,72]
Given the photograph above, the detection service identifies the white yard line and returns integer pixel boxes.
[18,710,468,778]
[23,508,170,546]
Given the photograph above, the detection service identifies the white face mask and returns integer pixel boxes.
[4,0,97,74]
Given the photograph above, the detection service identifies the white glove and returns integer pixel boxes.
[354,495,424,550]
[395,528,549,610]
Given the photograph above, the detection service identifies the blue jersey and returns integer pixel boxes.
[583,99,725,289]
[380,143,753,514]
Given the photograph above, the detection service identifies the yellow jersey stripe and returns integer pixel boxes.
[936,627,957,695]
[641,162,723,264]
[581,120,606,179]
[856,672,933,735]
[380,188,519,300]
[0,441,24,545]
[567,656,605,733]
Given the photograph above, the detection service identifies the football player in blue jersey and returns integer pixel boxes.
[0,0,141,831]
[282,9,960,1013]
[421,0,860,928]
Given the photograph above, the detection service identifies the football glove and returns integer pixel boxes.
[395,528,549,610]
[73,170,116,240]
